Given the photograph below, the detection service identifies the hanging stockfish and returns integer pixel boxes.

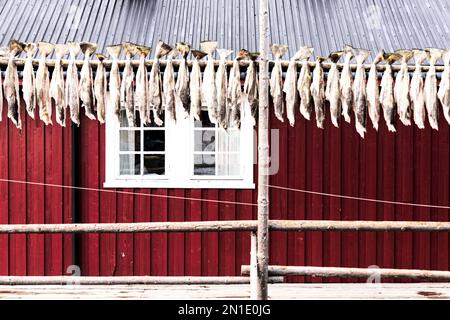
[325,51,344,128]
[243,50,260,126]
[163,49,177,122]
[394,50,413,126]
[79,42,97,121]
[135,45,151,125]
[227,50,245,128]
[3,40,23,128]
[106,44,122,122]
[121,42,138,127]
[367,49,384,131]
[311,56,326,129]
[352,48,370,138]
[23,42,37,119]
[50,44,69,126]
[438,49,450,125]
[270,44,288,122]
[340,45,354,123]
[149,41,171,126]
[297,47,314,121]
[201,41,218,124]
[94,54,107,124]
[190,49,207,121]
[380,52,401,132]
[66,42,81,125]
[410,49,428,129]
[36,42,54,125]
[175,42,191,117]
[424,48,443,131]
[216,48,233,128]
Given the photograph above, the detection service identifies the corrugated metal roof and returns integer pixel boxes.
[0,0,449,61]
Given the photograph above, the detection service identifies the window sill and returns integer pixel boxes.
[103,179,255,189]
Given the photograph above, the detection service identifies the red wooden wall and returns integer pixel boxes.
[0,97,449,282]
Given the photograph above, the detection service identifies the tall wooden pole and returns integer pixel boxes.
[256,0,270,300]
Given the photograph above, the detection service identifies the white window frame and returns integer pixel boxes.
[104,99,255,189]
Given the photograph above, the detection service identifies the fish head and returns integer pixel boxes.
[200,40,218,55]
[8,39,24,56]
[217,48,233,60]
[328,51,344,63]
[382,52,402,65]
[136,45,151,58]
[293,46,314,61]
[271,44,288,59]
[394,49,413,63]
[372,49,385,64]
[352,48,371,64]
[54,44,69,59]
[176,42,191,58]
[106,44,122,59]
[80,42,97,57]
[425,48,444,64]
[191,49,207,60]
[155,41,172,59]
[68,42,81,58]
[37,42,54,58]
[412,49,428,65]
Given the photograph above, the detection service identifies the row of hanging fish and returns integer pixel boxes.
[0,39,261,131]
[271,44,450,138]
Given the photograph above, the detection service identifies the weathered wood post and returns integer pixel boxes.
[250,231,258,299]
[256,0,270,300]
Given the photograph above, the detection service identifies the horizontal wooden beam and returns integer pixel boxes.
[0,276,284,285]
[1,220,450,234]
[241,265,450,281]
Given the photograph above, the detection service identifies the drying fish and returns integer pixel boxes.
[36,42,54,125]
[352,48,370,138]
[190,50,207,121]
[216,48,233,128]
[163,49,177,122]
[149,41,171,126]
[394,50,413,126]
[367,49,384,131]
[201,41,218,124]
[311,56,326,129]
[50,44,69,126]
[134,45,151,125]
[94,54,107,124]
[297,47,314,120]
[424,48,443,131]
[438,50,450,125]
[340,45,354,123]
[243,50,259,126]
[3,40,23,128]
[79,42,97,121]
[66,42,81,125]
[121,42,138,126]
[175,42,191,117]
[270,44,288,122]
[22,43,37,119]
[325,51,344,128]
[106,44,122,122]
[227,51,243,128]
[410,49,428,129]
[380,52,401,132]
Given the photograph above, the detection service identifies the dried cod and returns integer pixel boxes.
[227,52,243,128]
[297,47,314,121]
[163,49,177,122]
[201,41,218,124]
[66,42,81,125]
[190,50,207,121]
[242,50,259,126]
[311,56,326,129]
[340,45,354,123]
[36,42,54,125]
[121,42,138,126]
[410,49,428,129]
[424,48,443,131]
[23,42,37,119]
[79,42,97,121]
[216,48,233,128]
[134,45,151,125]
[3,40,23,128]
[352,48,370,138]
[380,52,401,132]
[175,42,191,117]
[438,50,450,125]
[394,50,413,126]
[94,53,107,124]
[106,44,122,122]
[367,49,384,131]
[270,44,288,122]
[50,44,69,126]
[325,51,344,128]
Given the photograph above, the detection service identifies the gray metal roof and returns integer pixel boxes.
[0,0,449,61]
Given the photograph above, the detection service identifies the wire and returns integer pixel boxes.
[264,183,450,210]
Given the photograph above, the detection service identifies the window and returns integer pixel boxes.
[105,103,254,189]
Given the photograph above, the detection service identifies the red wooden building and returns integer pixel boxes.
[0,0,449,282]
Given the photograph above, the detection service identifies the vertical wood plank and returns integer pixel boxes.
[133,188,151,276]
[219,189,236,276]
[116,188,134,275]
[0,98,9,275]
[150,189,168,275]
[62,123,73,273]
[202,189,219,276]
[168,189,185,276]
[186,190,202,276]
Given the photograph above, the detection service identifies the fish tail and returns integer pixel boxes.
[68,42,81,57]
[96,53,106,61]
[293,46,314,61]
[23,43,37,56]
[271,44,288,59]
[412,49,428,64]
[54,44,69,59]
[8,40,23,55]
[38,42,54,57]
[328,51,344,63]
[136,45,151,58]
[373,49,385,64]
[155,41,172,59]
[200,41,218,55]
[191,50,207,60]
[217,48,233,60]
[176,42,191,58]
[106,44,122,59]
[80,42,97,56]
[352,48,371,64]
[425,48,444,64]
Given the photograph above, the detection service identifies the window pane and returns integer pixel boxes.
[194,130,215,152]
[194,110,215,128]
[144,130,165,151]
[119,109,141,127]
[143,154,165,175]
[120,130,140,151]
[218,128,240,152]
[119,154,140,175]
[217,153,240,176]
[144,111,165,127]
[194,154,215,175]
